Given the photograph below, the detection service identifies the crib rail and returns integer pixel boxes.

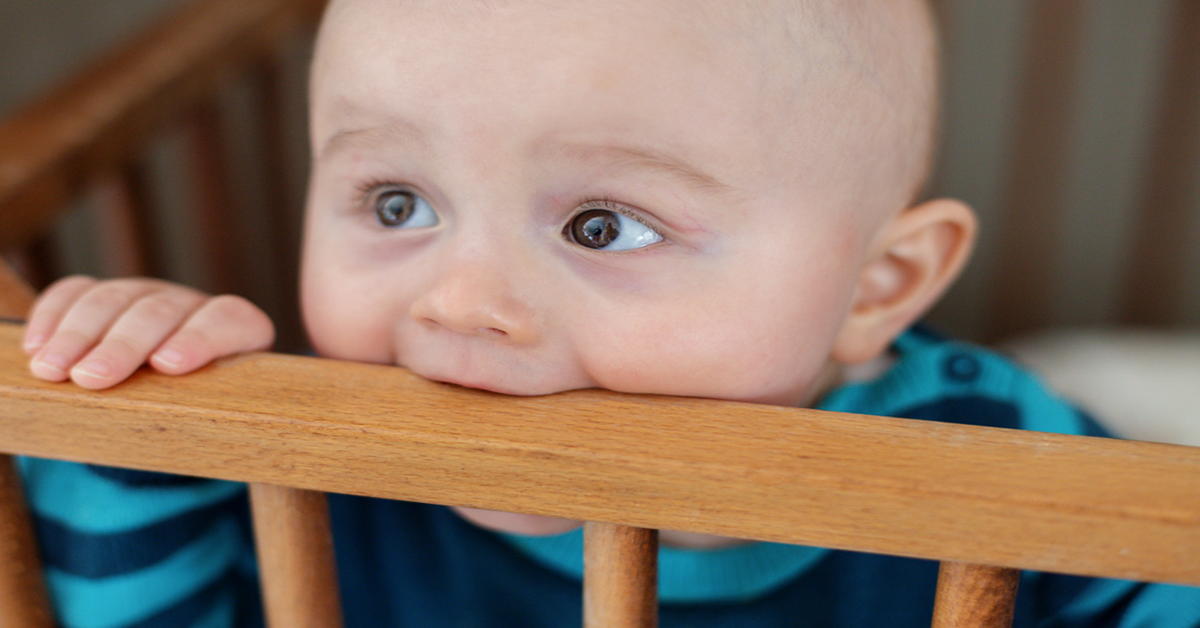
[2,316,1200,627]
[3,320,1199,585]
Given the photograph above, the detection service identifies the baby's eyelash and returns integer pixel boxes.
[355,178,400,202]
[573,197,659,231]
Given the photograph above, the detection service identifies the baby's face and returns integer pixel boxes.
[302,0,919,408]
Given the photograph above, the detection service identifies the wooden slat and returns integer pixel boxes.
[0,261,36,319]
[250,484,344,628]
[1,322,1198,585]
[252,58,305,353]
[584,523,658,628]
[93,163,158,278]
[986,0,1086,340]
[0,263,53,627]
[931,563,1020,628]
[0,0,326,250]
[186,99,243,296]
[0,456,55,628]
[1121,0,1200,326]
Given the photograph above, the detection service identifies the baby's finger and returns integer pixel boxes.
[29,280,163,381]
[149,295,274,375]
[23,275,98,354]
[68,289,208,389]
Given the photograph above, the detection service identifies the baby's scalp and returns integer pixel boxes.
[312,0,939,223]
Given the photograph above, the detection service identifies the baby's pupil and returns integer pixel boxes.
[377,191,415,226]
[572,209,620,248]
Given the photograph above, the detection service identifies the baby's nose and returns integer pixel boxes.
[408,262,539,344]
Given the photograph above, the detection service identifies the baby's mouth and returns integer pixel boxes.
[426,374,519,395]
[396,336,589,397]
[406,362,553,397]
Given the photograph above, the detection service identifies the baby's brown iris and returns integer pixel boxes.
[376,190,417,227]
[569,209,620,249]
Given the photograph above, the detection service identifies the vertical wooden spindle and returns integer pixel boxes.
[931,562,1020,628]
[0,262,50,626]
[584,522,658,628]
[187,99,242,297]
[252,57,304,352]
[0,259,35,319]
[1121,0,1200,326]
[986,0,1086,340]
[0,456,55,628]
[250,483,344,628]
[94,163,159,279]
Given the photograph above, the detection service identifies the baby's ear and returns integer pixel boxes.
[832,198,976,364]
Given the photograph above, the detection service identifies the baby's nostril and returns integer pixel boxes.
[482,327,508,337]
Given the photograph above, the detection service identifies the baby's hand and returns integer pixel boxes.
[22,276,274,389]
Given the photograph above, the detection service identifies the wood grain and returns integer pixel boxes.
[932,563,1020,628]
[585,523,658,628]
[250,484,343,628]
[1,322,1198,585]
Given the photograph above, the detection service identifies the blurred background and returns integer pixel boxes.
[1,0,1197,349]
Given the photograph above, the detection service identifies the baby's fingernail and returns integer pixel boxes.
[23,334,47,353]
[33,353,69,374]
[152,348,184,369]
[73,359,112,380]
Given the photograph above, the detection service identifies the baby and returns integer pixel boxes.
[19,0,1199,626]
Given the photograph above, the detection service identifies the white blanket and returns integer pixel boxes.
[1002,328,1200,446]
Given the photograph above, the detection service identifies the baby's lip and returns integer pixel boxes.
[431,376,513,395]
[420,371,538,397]
[418,368,586,398]
[397,345,586,397]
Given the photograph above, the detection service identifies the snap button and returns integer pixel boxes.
[943,353,981,383]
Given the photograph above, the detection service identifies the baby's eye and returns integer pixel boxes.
[374,189,438,229]
[565,206,663,251]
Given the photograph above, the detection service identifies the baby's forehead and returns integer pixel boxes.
[315,0,938,210]
[319,0,932,118]
[321,0,916,57]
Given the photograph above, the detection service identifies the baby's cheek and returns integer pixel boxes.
[580,314,829,405]
[301,268,398,363]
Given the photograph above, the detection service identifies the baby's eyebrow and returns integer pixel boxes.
[319,120,427,160]
[548,143,735,195]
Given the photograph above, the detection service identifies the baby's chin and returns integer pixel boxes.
[452,507,583,536]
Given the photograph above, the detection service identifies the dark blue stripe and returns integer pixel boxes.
[34,493,245,578]
[123,566,263,628]
[897,397,1023,430]
[896,398,1115,438]
[86,465,213,487]
[1074,408,1114,438]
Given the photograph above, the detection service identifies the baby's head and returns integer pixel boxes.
[301,0,973,406]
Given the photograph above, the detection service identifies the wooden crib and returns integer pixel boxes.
[1,0,1198,626]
